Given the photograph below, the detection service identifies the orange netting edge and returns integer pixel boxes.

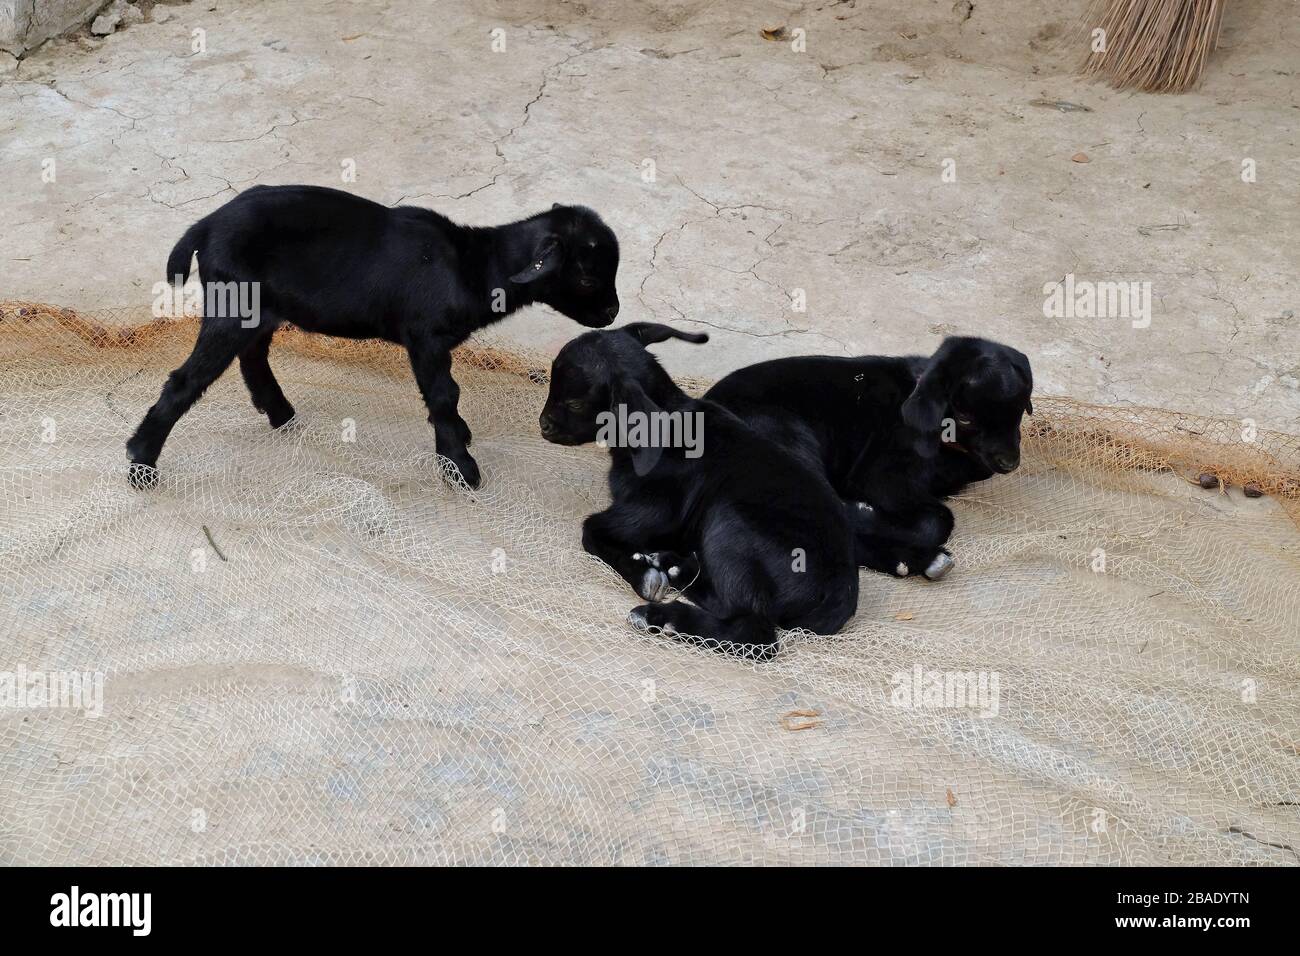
[3,299,1297,526]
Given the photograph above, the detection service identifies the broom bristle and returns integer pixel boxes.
[1082,0,1225,93]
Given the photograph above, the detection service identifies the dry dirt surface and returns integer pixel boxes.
[0,0,1297,427]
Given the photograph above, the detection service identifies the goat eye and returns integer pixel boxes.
[577,276,597,290]
[565,399,586,412]
[956,416,973,426]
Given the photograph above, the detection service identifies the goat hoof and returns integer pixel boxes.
[631,554,671,602]
[923,551,954,581]
[269,408,297,430]
[128,462,159,490]
[628,605,677,636]
[446,458,481,489]
[640,567,672,602]
[631,550,696,600]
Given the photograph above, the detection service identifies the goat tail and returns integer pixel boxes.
[165,222,206,286]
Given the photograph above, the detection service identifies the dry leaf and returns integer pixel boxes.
[781,709,822,732]
[1071,152,1090,163]
[946,788,958,808]
[894,611,915,621]
[760,25,789,41]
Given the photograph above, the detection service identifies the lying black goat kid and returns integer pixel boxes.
[539,322,860,660]
[704,336,1033,581]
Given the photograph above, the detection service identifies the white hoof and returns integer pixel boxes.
[924,552,954,581]
[639,568,672,602]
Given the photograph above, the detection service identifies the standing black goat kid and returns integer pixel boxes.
[539,322,860,660]
[127,184,621,489]
[704,336,1033,581]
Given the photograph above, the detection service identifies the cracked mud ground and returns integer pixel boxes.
[1,0,1297,428]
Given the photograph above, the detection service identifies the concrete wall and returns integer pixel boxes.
[0,0,107,56]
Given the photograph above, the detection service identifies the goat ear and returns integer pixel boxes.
[1008,346,1034,415]
[901,342,957,456]
[510,235,563,284]
[622,322,709,347]
[609,378,665,477]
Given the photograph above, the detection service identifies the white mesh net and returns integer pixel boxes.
[1,303,1297,865]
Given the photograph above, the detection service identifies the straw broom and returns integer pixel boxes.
[1082,0,1226,93]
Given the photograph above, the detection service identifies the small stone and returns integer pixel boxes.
[91,0,127,35]
[1071,152,1090,164]
[123,4,145,25]
[152,7,174,23]
[1197,472,1218,489]
[1242,482,1263,498]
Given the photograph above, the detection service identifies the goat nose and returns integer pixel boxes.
[995,452,1020,472]
[604,304,619,321]
[539,414,555,436]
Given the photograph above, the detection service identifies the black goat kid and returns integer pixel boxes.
[540,322,859,660]
[127,185,621,489]
[704,336,1033,581]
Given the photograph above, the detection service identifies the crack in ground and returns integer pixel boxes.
[202,112,317,145]
[636,178,854,352]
